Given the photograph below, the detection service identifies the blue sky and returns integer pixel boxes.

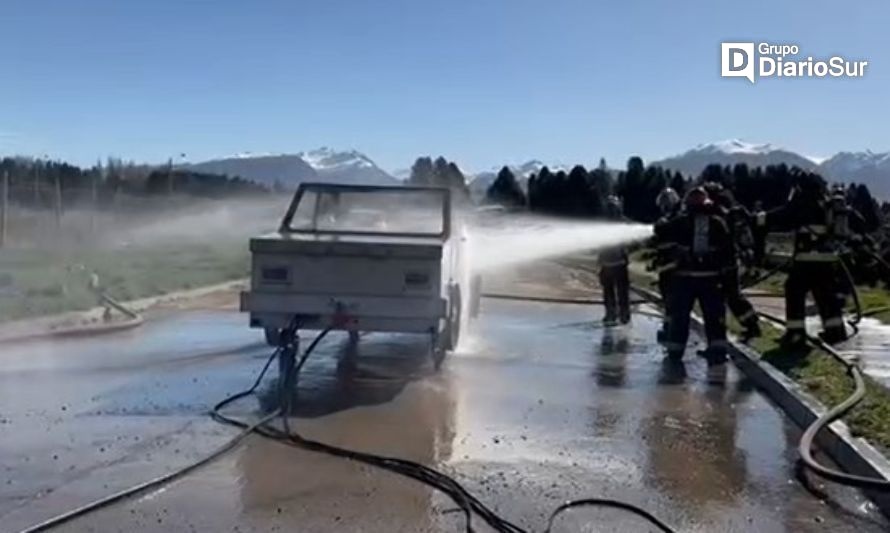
[1,0,887,172]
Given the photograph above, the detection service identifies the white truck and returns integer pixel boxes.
[240,183,476,369]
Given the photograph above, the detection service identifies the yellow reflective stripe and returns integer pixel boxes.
[785,320,806,330]
[675,270,720,277]
[794,252,838,262]
[600,261,628,267]
[823,317,845,327]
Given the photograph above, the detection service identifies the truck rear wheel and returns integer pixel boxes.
[444,286,462,352]
[432,285,461,370]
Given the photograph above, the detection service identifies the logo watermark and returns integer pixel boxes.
[721,42,868,83]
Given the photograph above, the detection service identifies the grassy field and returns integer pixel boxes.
[0,241,249,322]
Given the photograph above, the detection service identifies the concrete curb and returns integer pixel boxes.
[727,340,890,515]
[630,285,890,517]
[0,278,246,344]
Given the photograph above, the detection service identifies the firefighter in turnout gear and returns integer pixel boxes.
[827,185,877,287]
[654,187,734,365]
[756,175,849,347]
[705,183,762,340]
[599,195,631,326]
[652,187,682,343]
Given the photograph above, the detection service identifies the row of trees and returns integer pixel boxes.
[0,157,267,210]
[485,157,885,229]
[485,157,687,221]
[406,156,471,203]
[699,162,882,232]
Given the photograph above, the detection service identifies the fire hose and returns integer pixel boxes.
[753,311,890,491]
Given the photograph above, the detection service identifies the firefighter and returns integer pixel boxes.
[828,185,877,290]
[652,187,681,342]
[704,183,761,340]
[751,200,767,265]
[756,175,847,347]
[654,187,733,365]
[599,195,631,326]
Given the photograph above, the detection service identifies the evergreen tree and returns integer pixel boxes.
[566,165,590,215]
[486,166,526,208]
[851,183,882,231]
[408,157,434,185]
[669,171,686,196]
[588,158,613,216]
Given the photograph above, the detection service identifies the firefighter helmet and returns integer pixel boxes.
[605,195,622,219]
[684,187,711,211]
[830,184,846,201]
[703,181,724,196]
[656,187,680,215]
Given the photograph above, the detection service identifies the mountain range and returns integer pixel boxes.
[652,139,890,198]
[466,140,890,199]
[183,140,890,200]
[652,140,818,176]
[186,147,397,189]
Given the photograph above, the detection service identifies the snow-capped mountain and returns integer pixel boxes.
[187,154,318,188]
[297,147,397,185]
[695,139,780,156]
[653,139,890,198]
[653,139,819,177]
[820,150,890,176]
[187,148,396,189]
[819,150,890,198]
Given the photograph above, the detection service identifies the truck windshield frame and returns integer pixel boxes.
[278,183,451,239]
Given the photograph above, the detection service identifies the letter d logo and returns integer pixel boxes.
[721,42,755,83]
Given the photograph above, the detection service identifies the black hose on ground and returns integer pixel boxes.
[15,349,283,533]
[755,311,890,491]
[19,321,678,533]
[258,326,675,533]
[544,498,675,533]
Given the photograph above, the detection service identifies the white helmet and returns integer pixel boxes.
[656,187,680,215]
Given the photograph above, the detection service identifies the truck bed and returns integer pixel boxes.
[242,231,449,333]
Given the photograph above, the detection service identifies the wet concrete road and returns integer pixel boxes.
[2,299,888,532]
[829,317,890,387]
